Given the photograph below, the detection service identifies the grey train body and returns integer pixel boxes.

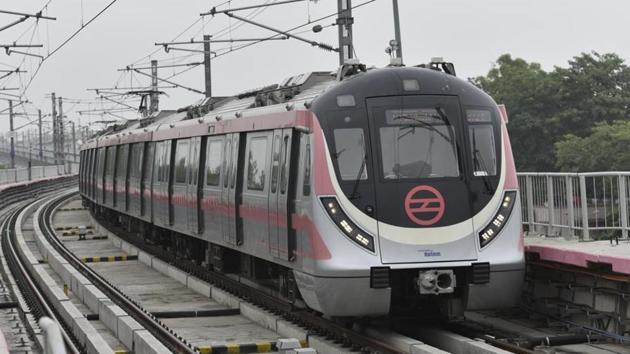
[79,66,524,317]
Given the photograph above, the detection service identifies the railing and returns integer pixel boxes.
[517,172,630,241]
[0,164,78,185]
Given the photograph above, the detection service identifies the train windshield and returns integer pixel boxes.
[379,108,459,180]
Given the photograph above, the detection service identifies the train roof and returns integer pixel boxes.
[82,62,494,149]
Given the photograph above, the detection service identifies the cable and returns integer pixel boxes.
[45,0,119,59]
[19,0,121,97]
[210,0,378,61]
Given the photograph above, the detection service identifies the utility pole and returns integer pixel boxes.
[38,109,43,160]
[149,60,159,114]
[336,0,354,65]
[203,35,212,99]
[71,121,76,162]
[51,92,57,165]
[9,100,14,169]
[392,0,403,65]
[58,96,65,170]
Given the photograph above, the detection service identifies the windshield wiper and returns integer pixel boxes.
[349,156,366,200]
[393,114,452,143]
[472,130,494,193]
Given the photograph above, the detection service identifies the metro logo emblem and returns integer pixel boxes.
[404,185,445,226]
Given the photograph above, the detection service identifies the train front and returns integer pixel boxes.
[299,66,524,318]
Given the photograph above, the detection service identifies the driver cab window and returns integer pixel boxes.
[466,109,497,176]
[333,128,368,181]
[379,108,459,179]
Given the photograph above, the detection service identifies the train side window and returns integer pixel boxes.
[107,146,116,178]
[469,124,497,176]
[206,139,223,186]
[271,134,281,193]
[230,135,238,189]
[332,128,368,181]
[142,142,154,182]
[246,136,268,191]
[116,145,128,180]
[174,139,189,184]
[154,143,163,182]
[303,141,311,196]
[280,135,289,194]
[223,138,231,188]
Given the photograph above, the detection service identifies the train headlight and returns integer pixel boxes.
[479,191,517,248]
[321,197,375,252]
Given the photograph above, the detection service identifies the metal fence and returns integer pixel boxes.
[518,172,630,240]
[0,163,78,186]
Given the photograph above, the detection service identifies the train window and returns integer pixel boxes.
[302,141,311,196]
[379,108,459,179]
[469,124,497,176]
[174,139,189,184]
[280,135,289,194]
[230,136,238,189]
[107,146,116,178]
[116,145,127,178]
[333,128,368,181]
[143,142,154,182]
[206,139,223,186]
[223,139,231,188]
[188,139,198,185]
[247,136,268,191]
[271,135,281,193]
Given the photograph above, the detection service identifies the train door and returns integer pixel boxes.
[186,137,201,234]
[268,129,298,261]
[366,95,477,263]
[141,142,154,221]
[153,141,171,227]
[202,136,225,240]
[242,131,272,250]
[220,133,243,245]
[172,139,190,231]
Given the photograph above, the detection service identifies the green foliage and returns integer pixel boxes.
[472,52,630,172]
[555,121,630,171]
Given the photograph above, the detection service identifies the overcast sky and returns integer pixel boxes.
[0,0,628,138]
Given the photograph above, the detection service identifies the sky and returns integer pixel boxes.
[0,0,628,141]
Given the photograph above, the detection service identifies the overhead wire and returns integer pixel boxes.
[19,0,121,97]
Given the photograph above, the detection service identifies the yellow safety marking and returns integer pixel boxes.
[256,342,272,352]
[227,343,240,354]
[93,257,100,263]
[63,284,68,296]
[300,340,309,348]
[197,347,211,354]
[114,350,128,354]
[108,256,115,262]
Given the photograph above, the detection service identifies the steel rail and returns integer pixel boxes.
[0,184,80,353]
[40,192,197,354]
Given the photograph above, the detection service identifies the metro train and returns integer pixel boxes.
[79,61,524,318]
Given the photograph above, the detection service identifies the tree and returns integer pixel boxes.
[472,52,630,172]
[555,121,630,172]
[471,54,561,171]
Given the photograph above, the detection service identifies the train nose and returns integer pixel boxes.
[416,269,456,294]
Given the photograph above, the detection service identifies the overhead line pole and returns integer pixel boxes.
[38,109,43,160]
[51,92,57,165]
[9,100,14,169]
[337,0,354,65]
[392,0,403,64]
[203,35,212,99]
[58,96,65,170]
[149,60,158,114]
